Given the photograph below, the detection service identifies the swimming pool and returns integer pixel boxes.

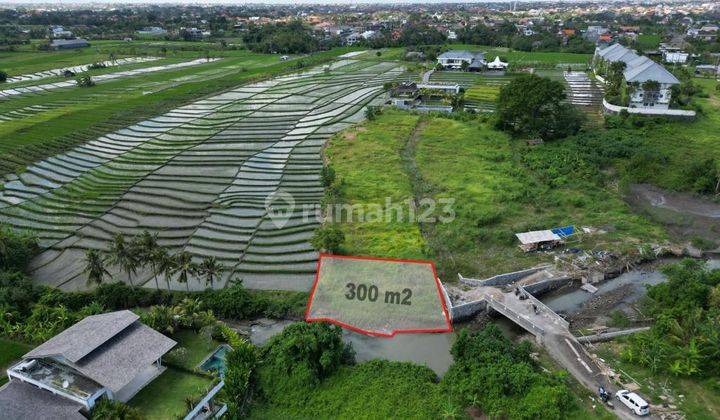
[198,344,232,376]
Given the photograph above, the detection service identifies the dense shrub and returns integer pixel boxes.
[224,337,257,417]
[0,225,38,271]
[623,260,720,377]
[442,324,574,419]
[496,74,584,140]
[255,322,353,405]
[311,224,345,253]
[91,399,144,420]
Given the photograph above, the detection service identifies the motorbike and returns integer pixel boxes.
[598,386,614,407]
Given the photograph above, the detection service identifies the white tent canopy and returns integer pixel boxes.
[487,56,509,70]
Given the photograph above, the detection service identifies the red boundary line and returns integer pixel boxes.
[305,253,453,338]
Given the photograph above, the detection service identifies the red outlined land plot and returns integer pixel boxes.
[305,254,453,337]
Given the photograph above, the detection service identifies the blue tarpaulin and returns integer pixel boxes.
[551,225,575,238]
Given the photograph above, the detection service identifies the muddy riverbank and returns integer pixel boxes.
[625,183,720,245]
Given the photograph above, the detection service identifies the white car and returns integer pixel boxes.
[616,389,650,416]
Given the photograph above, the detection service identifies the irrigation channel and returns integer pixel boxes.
[0,59,404,291]
[241,260,719,376]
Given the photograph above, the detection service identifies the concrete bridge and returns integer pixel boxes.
[445,268,655,420]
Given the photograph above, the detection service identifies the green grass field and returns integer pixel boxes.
[325,110,427,259]
[328,110,667,280]
[129,367,213,419]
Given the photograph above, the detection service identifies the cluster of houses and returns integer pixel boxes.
[594,43,681,110]
[436,50,508,72]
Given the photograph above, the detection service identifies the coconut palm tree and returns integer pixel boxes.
[154,248,175,292]
[137,230,161,290]
[84,248,110,287]
[198,256,224,289]
[172,251,197,292]
[107,233,139,287]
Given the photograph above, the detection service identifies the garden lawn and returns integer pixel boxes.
[326,109,427,259]
[129,367,213,420]
[171,329,220,370]
[0,338,31,385]
[597,341,720,420]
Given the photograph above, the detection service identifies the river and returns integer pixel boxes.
[245,260,719,376]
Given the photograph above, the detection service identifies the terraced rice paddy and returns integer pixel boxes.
[0,58,220,99]
[4,57,160,84]
[429,71,513,112]
[0,59,403,292]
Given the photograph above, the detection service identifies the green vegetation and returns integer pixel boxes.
[324,110,426,259]
[622,260,720,377]
[247,322,586,419]
[129,367,213,419]
[327,109,666,278]
[496,74,584,140]
[598,341,720,419]
[91,399,144,420]
[0,338,31,385]
[0,45,348,177]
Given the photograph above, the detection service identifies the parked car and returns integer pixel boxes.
[616,389,650,416]
[280,55,289,61]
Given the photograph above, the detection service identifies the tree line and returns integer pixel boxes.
[84,231,225,292]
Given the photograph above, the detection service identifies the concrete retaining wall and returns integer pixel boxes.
[449,299,487,321]
[459,266,548,287]
[602,99,696,119]
[524,276,573,296]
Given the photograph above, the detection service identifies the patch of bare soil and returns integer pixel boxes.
[568,283,635,329]
[625,183,720,243]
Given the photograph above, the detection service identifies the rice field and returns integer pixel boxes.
[4,57,161,84]
[0,59,403,292]
[429,71,513,112]
[0,58,220,99]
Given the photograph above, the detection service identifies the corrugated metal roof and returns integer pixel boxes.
[515,230,561,245]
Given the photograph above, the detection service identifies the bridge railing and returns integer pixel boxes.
[519,285,570,330]
[484,294,545,337]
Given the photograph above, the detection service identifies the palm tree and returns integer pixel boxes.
[84,248,110,287]
[108,233,139,287]
[137,231,161,290]
[198,256,224,289]
[172,251,197,292]
[154,248,175,292]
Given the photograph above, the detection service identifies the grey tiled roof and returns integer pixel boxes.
[73,322,176,392]
[0,381,85,420]
[25,310,139,362]
[597,43,680,85]
[624,60,680,84]
[24,310,176,393]
[438,50,476,60]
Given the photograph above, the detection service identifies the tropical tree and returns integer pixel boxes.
[0,70,7,83]
[84,249,110,287]
[154,247,175,291]
[198,256,224,289]
[107,233,139,287]
[136,231,161,290]
[172,251,197,292]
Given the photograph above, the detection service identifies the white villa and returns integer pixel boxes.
[0,310,175,419]
[594,44,680,109]
[437,50,486,71]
